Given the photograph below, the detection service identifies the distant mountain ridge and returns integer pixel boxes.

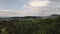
[51,14,60,16]
[0,14,60,19]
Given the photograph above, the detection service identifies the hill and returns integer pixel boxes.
[0,14,60,34]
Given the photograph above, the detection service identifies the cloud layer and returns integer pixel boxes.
[0,0,60,17]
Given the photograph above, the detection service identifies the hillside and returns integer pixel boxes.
[0,15,60,34]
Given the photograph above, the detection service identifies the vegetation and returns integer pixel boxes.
[0,15,60,34]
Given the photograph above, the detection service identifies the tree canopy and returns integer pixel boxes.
[0,15,60,34]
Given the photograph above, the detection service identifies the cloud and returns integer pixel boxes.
[0,7,60,17]
[29,0,49,7]
[0,9,41,17]
[0,10,19,17]
[0,0,60,17]
[3,0,60,16]
[49,0,60,2]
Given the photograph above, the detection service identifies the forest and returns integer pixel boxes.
[0,15,60,34]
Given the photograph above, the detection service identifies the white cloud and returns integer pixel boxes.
[29,0,49,7]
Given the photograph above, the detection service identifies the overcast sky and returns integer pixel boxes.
[0,0,60,17]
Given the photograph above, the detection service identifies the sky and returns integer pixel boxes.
[0,0,60,17]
